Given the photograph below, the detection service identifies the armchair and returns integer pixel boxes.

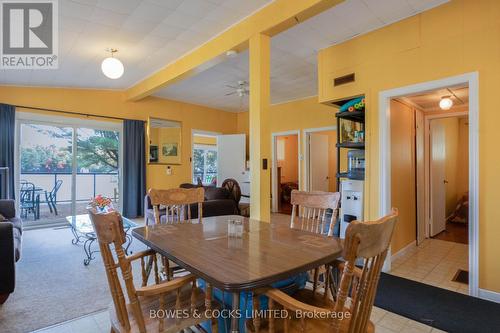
[0,199,22,304]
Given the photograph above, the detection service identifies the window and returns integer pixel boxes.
[193,144,217,185]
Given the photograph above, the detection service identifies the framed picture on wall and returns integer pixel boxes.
[162,143,178,157]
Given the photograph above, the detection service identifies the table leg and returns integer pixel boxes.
[70,226,80,245]
[83,237,97,266]
[231,292,240,333]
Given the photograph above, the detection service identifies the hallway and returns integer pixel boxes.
[391,239,469,295]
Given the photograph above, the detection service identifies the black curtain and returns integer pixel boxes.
[0,104,15,199]
[122,120,146,218]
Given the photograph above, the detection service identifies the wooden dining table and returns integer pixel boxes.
[132,215,343,333]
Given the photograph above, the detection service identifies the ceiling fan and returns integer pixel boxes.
[225,80,249,97]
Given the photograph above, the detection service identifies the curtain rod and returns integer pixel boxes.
[12,104,145,122]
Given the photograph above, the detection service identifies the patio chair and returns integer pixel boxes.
[44,180,63,215]
[20,182,39,220]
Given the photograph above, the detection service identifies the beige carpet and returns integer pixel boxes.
[0,223,147,333]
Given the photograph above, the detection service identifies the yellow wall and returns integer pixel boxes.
[237,96,338,192]
[318,0,500,291]
[0,85,237,191]
[276,135,299,183]
[193,135,217,146]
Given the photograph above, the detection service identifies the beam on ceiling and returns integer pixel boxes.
[125,0,343,101]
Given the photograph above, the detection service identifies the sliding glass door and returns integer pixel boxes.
[17,115,122,225]
[19,123,74,223]
[75,128,120,216]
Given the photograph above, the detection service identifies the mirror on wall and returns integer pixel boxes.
[148,118,182,165]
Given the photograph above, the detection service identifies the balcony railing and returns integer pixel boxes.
[20,172,119,204]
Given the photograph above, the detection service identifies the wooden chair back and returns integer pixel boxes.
[148,187,204,224]
[290,190,340,236]
[88,209,138,331]
[333,208,399,333]
[262,209,398,333]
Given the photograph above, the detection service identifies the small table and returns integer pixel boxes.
[67,214,137,266]
[132,215,343,333]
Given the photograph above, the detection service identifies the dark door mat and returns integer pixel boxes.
[452,269,469,284]
[375,273,500,333]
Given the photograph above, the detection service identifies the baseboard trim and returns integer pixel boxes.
[391,240,417,262]
[478,288,500,303]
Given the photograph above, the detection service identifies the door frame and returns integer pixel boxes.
[379,72,479,297]
[423,111,469,239]
[303,126,337,192]
[191,129,221,184]
[271,130,301,213]
[14,111,124,220]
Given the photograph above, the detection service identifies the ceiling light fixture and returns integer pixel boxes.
[101,48,124,79]
[226,50,238,58]
[439,96,453,110]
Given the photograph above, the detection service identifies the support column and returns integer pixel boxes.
[249,33,271,222]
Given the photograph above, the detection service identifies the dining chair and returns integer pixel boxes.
[148,187,205,279]
[88,209,218,333]
[290,190,341,295]
[148,187,204,224]
[249,208,398,333]
[290,190,341,236]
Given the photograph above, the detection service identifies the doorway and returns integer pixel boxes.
[192,132,218,186]
[304,127,337,193]
[272,133,299,214]
[15,112,123,227]
[388,82,471,295]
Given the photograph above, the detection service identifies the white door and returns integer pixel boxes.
[309,133,329,192]
[430,120,447,236]
[216,134,248,199]
[415,109,426,244]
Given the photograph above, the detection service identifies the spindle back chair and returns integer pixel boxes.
[148,187,204,224]
[253,209,398,333]
[88,209,217,333]
[290,190,340,236]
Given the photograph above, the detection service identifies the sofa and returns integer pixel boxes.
[0,199,22,304]
[145,179,241,225]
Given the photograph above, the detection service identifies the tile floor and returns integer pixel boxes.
[390,238,469,295]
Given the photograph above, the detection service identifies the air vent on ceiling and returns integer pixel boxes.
[334,73,355,86]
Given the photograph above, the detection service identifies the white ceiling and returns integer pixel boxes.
[0,0,450,112]
[0,0,272,88]
[402,86,469,111]
[154,0,449,112]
